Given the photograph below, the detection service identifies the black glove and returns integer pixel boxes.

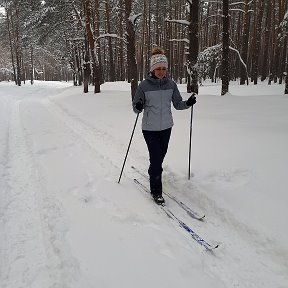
[186,93,197,106]
[135,101,143,112]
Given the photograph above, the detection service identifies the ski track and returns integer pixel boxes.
[132,169,288,287]
[45,96,288,287]
[1,98,52,287]
[0,96,79,288]
[0,95,12,286]
[45,96,152,180]
[18,96,123,288]
[171,172,288,287]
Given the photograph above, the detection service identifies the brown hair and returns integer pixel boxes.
[152,47,165,55]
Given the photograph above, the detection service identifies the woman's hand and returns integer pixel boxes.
[186,93,197,106]
[135,101,144,112]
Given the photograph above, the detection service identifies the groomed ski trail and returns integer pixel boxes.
[0,97,78,288]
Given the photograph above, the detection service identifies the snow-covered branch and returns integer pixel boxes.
[230,8,245,13]
[71,1,84,28]
[229,0,254,6]
[0,67,13,73]
[280,9,288,36]
[165,19,190,26]
[229,46,247,69]
[203,0,222,3]
[96,34,124,42]
[194,44,248,81]
[128,13,142,25]
[285,9,288,20]
[229,2,245,6]
[169,38,189,44]
[230,8,254,13]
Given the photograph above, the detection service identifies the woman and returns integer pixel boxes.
[133,47,196,205]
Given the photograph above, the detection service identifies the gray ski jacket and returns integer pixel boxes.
[133,74,190,131]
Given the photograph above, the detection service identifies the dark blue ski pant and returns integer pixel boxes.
[142,128,172,196]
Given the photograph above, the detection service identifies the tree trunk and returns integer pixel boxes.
[118,0,125,81]
[83,54,91,93]
[268,0,276,85]
[277,0,286,83]
[187,0,199,94]
[240,0,250,85]
[94,0,103,84]
[105,0,115,82]
[84,0,101,93]
[139,0,147,81]
[155,0,160,45]
[6,7,17,84]
[221,0,230,95]
[261,2,271,81]
[252,0,264,84]
[76,46,82,86]
[285,38,288,94]
[125,0,138,99]
[10,3,22,86]
[30,46,34,85]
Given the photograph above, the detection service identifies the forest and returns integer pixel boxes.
[0,0,288,95]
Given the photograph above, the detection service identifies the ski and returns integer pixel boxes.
[131,166,205,221]
[133,178,218,251]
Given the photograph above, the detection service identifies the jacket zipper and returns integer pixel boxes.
[160,80,162,130]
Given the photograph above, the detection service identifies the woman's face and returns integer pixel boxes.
[154,67,167,79]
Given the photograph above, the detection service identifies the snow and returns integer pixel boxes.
[165,19,190,26]
[96,34,123,41]
[284,9,288,20]
[0,79,287,288]
[128,13,142,25]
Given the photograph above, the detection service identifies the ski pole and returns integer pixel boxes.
[188,105,194,180]
[118,113,140,184]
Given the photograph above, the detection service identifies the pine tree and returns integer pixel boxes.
[221,0,229,95]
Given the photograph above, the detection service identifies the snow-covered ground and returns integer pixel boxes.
[0,79,287,288]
